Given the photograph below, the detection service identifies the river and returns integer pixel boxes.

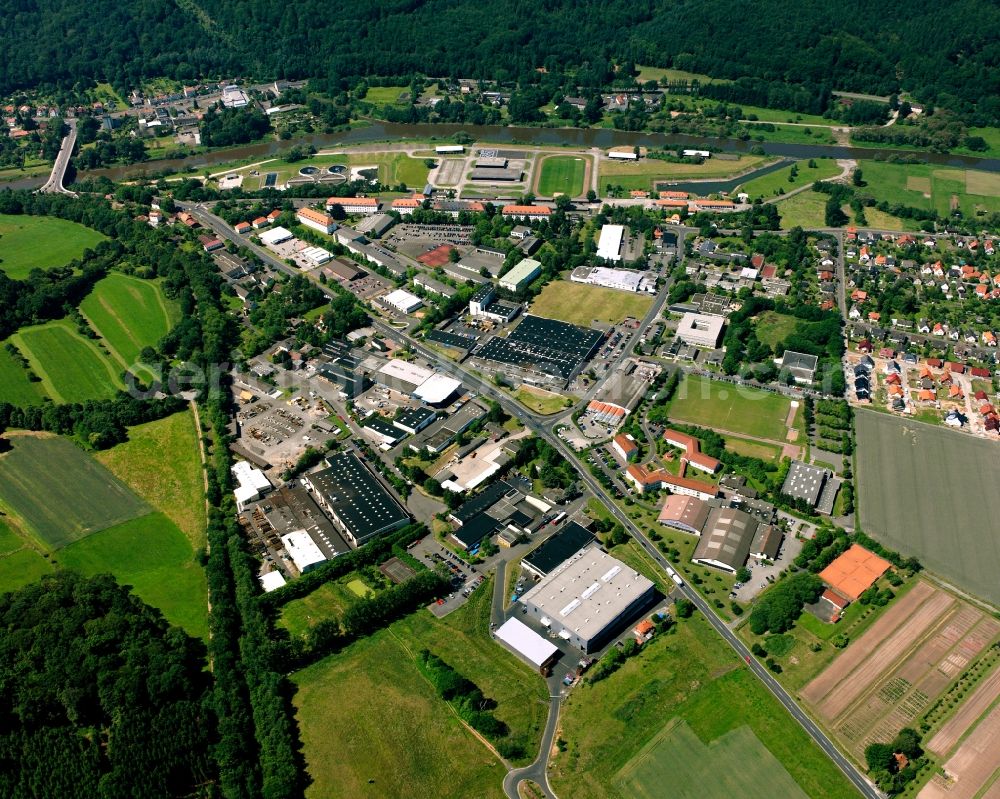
[8,121,1000,190]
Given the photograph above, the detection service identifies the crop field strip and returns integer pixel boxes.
[80,274,177,367]
[919,702,1000,799]
[928,665,1000,756]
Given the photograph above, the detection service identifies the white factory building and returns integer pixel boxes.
[375,359,462,406]
[596,224,625,262]
[259,226,294,246]
[570,266,656,293]
[382,289,424,314]
[280,530,327,574]
[232,460,273,512]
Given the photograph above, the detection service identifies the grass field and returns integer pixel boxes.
[634,65,721,83]
[59,512,208,638]
[293,580,546,797]
[549,613,858,799]
[775,189,833,229]
[669,374,792,442]
[738,159,841,200]
[95,410,206,548]
[529,280,653,326]
[858,160,1000,217]
[749,124,837,146]
[724,436,782,462]
[80,274,178,368]
[514,385,572,415]
[599,153,770,192]
[616,719,808,799]
[857,410,1000,605]
[279,579,365,638]
[754,310,800,350]
[0,214,106,279]
[363,86,409,106]
[0,342,46,405]
[536,155,587,197]
[11,319,123,402]
[0,435,151,549]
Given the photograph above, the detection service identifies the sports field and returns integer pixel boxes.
[738,158,841,200]
[0,213,106,279]
[59,512,208,638]
[599,153,770,192]
[549,613,858,799]
[856,410,1000,605]
[293,580,546,797]
[536,155,587,197]
[616,720,808,799]
[859,161,1000,217]
[11,319,124,402]
[0,343,46,405]
[668,374,793,442]
[95,410,206,548]
[80,274,178,368]
[529,280,653,326]
[0,435,151,549]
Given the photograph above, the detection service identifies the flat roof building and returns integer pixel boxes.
[302,451,410,546]
[522,521,596,579]
[657,495,710,534]
[597,224,625,262]
[382,288,424,314]
[692,507,758,573]
[677,312,726,348]
[570,266,655,293]
[499,258,542,293]
[520,548,656,653]
[259,571,287,592]
[494,618,560,670]
[232,460,273,512]
[260,226,293,246]
[781,460,830,508]
[281,529,327,574]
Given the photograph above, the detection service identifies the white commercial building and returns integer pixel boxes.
[382,288,424,314]
[676,312,726,348]
[608,150,638,160]
[597,224,625,262]
[499,258,542,292]
[232,460,273,512]
[435,145,465,154]
[570,266,655,293]
[259,226,294,246]
[494,618,560,669]
[302,246,332,265]
[375,359,462,406]
[259,571,287,592]
[281,530,327,574]
[683,149,711,158]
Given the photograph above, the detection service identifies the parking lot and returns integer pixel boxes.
[731,531,803,603]
[409,535,486,616]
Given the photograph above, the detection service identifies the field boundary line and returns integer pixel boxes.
[924,572,1000,616]
[10,330,62,403]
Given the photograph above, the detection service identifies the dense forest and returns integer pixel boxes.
[0,0,998,124]
[0,572,218,797]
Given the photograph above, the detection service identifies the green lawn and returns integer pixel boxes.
[537,155,587,197]
[724,436,782,462]
[668,374,792,442]
[80,273,179,368]
[549,614,859,799]
[59,512,208,639]
[364,86,409,106]
[0,214,106,279]
[858,160,1000,217]
[599,153,771,192]
[292,579,545,798]
[279,580,364,638]
[616,719,808,799]
[11,319,123,402]
[220,151,430,191]
[95,410,206,549]
[0,342,46,406]
[634,65,722,84]
[748,124,837,146]
[739,159,841,200]
[754,310,800,350]
[529,280,653,326]
[0,435,152,550]
[738,105,834,127]
[776,190,829,229]
[514,386,572,415]
[0,547,54,593]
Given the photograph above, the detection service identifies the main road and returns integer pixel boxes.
[184,203,880,799]
[37,119,77,196]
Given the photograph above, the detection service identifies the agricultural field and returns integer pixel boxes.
[536,155,587,197]
[529,280,652,326]
[738,158,841,200]
[616,720,808,799]
[856,410,1000,605]
[10,319,123,402]
[775,190,829,230]
[292,581,546,797]
[0,516,54,592]
[58,512,208,638]
[0,434,151,550]
[549,613,859,799]
[801,580,1000,764]
[0,213,106,279]
[668,374,793,442]
[95,410,206,548]
[0,342,46,405]
[858,160,1000,217]
[599,153,770,192]
[80,273,179,368]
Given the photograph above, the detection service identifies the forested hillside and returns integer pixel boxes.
[1,0,998,124]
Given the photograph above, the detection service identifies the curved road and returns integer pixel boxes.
[183,203,880,799]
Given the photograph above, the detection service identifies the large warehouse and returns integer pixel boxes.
[499,258,542,292]
[374,359,463,406]
[520,548,656,653]
[691,507,763,573]
[302,451,410,546]
[280,529,327,574]
[596,224,625,262]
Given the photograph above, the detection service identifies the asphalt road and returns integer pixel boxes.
[38,119,77,196]
[186,203,879,799]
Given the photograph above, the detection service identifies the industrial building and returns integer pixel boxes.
[382,288,424,314]
[499,258,542,292]
[522,522,596,579]
[494,618,560,671]
[520,548,657,653]
[232,460,273,512]
[355,213,396,237]
[435,145,465,154]
[408,401,487,453]
[374,359,463,406]
[570,266,656,293]
[302,451,410,546]
[468,284,520,323]
[691,507,760,573]
[301,246,332,265]
[676,312,726,348]
[608,150,638,160]
[259,571,287,592]
[657,495,710,534]
[296,207,337,234]
[596,224,625,262]
[281,529,327,574]
[781,460,831,508]
[259,226,293,246]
